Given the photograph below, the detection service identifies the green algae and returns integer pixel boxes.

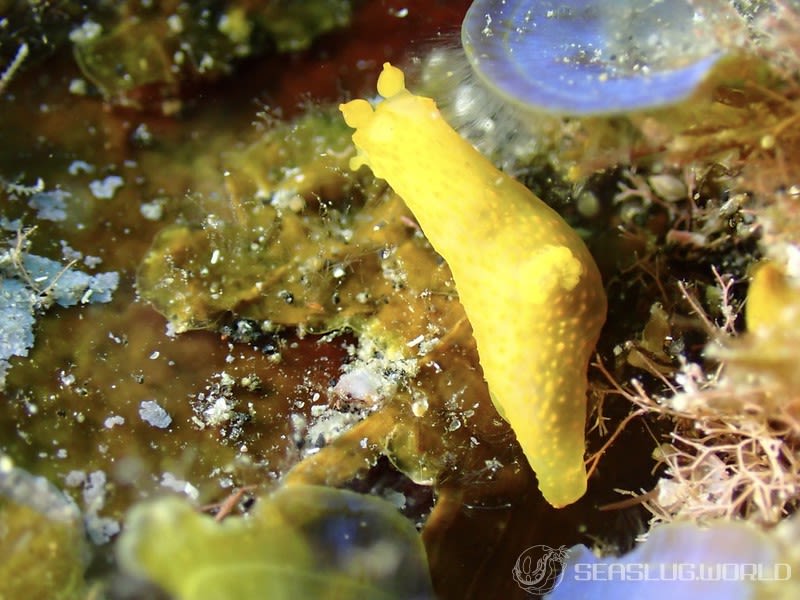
[136,190,455,335]
[117,484,434,600]
[0,501,88,599]
[254,0,352,52]
[73,19,179,107]
[69,1,353,110]
[0,458,88,600]
[226,107,356,203]
[136,106,460,341]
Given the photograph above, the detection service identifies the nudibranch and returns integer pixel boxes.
[339,63,607,507]
[462,0,723,115]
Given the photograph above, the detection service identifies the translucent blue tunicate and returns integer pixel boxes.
[462,0,724,115]
[544,520,790,599]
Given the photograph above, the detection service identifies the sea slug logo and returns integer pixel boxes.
[512,544,569,595]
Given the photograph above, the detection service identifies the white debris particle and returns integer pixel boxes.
[131,123,152,145]
[167,14,183,33]
[380,246,408,288]
[85,515,120,545]
[140,199,164,221]
[383,490,407,510]
[332,335,419,408]
[406,334,425,347]
[64,470,86,487]
[447,417,462,432]
[83,470,106,509]
[59,240,83,262]
[198,53,215,72]
[67,160,94,175]
[310,404,329,418]
[338,227,353,243]
[104,415,125,429]
[203,396,233,427]
[59,371,76,387]
[28,189,70,221]
[304,410,364,455]
[149,350,160,359]
[160,472,199,500]
[0,454,13,472]
[333,367,384,404]
[69,20,102,43]
[240,375,258,391]
[78,470,120,544]
[139,400,172,428]
[416,336,440,356]
[83,255,102,268]
[290,413,307,436]
[270,189,305,212]
[68,78,88,95]
[89,175,124,199]
[411,397,429,417]
[482,459,502,474]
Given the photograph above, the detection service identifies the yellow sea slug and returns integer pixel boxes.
[340,63,607,507]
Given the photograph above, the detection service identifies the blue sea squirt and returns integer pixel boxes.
[340,63,607,507]
[462,0,724,115]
